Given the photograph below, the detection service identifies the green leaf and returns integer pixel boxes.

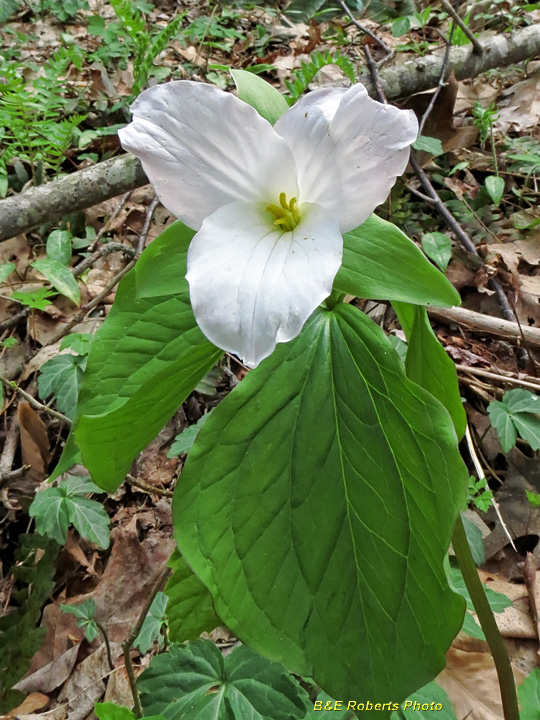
[285,0,327,22]
[0,535,58,713]
[0,261,15,283]
[167,414,212,458]
[0,0,19,23]
[46,230,72,266]
[393,682,456,719]
[526,489,540,508]
[393,302,466,438]
[421,232,452,272]
[61,598,100,642]
[60,332,92,355]
[29,476,110,548]
[392,16,411,36]
[38,354,87,419]
[461,513,485,566]
[449,565,511,641]
[488,389,540,452]
[518,668,540,720]
[56,224,222,491]
[134,592,168,654]
[95,704,167,720]
[31,258,80,306]
[174,304,467,707]
[12,287,56,310]
[412,135,444,156]
[334,215,460,308]
[231,69,288,125]
[485,175,505,207]
[164,549,218,644]
[139,640,309,719]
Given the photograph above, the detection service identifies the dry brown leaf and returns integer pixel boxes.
[14,645,80,695]
[56,642,122,720]
[7,691,49,716]
[497,62,540,132]
[437,646,525,720]
[18,401,50,483]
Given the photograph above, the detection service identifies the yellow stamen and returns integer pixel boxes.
[265,193,301,233]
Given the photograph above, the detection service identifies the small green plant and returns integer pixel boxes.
[38,333,91,418]
[61,598,100,642]
[526,489,540,508]
[488,388,540,453]
[284,49,355,104]
[29,475,110,548]
[468,475,494,513]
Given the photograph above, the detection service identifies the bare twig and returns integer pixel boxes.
[0,415,20,478]
[338,0,392,55]
[455,365,540,393]
[0,465,30,484]
[0,375,72,425]
[95,620,115,671]
[73,242,136,278]
[465,425,517,552]
[439,0,483,55]
[418,22,456,135]
[88,191,131,252]
[427,305,540,347]
[136,195,159,256]
[363,45,387,103]
[123,565,172,718]
[126,474,174,498]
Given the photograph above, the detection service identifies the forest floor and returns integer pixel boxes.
[2,0,540,717]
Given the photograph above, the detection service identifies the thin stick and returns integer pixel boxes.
[0,376,72,425]
[338,0,392,55]
[455,364,540,393]
[95,620,115,671]
[122,565,172,718]
[418,21,456,135]
[465,425,516,552]
[452,515,519,720]
[88,191,131,252]
[439,0,484,55]
[126,474,174,498]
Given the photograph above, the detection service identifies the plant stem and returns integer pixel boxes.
[122,565,172,718]
[452,514,520,720]
[96,620,115,671]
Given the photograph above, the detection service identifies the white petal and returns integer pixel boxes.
[186,201,343,367]
[274,84,418,233]
[118,81,298,230]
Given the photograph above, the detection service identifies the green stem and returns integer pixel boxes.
[95,620,114,672]
[452,514,520,720]
[490,123,499,176]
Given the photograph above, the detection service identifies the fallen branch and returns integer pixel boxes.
[1,24,540,242]
[428,305,540,347]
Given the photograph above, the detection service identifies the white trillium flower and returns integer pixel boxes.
[119,80,418,367]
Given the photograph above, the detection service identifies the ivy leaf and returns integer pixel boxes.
[38,354,87,419]
[29,476,110,548]
[488,389,540,452]
[167,414,212,458]
[60,332,93,355]
[61,598,99,642]
[164,550,218,644]
[174,304,467,706]
[31,258,80,306]
[134,592,168,654]
[138,640,309,720]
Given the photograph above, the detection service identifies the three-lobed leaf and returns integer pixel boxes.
[61,598,100,642]
[139,640,309,720]
[174,304,467,713]
[29,476,110,548]
[488,389,540,452]
[38,353,87,419]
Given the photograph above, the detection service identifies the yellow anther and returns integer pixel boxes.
[266,193,301,233]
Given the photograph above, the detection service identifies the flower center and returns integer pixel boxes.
[266,192,301,232]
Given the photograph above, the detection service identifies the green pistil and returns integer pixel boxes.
[266,192,301,232]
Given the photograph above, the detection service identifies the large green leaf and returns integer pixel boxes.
[334,215,460,308]
[164,549,218,644]
[393,302,466,438]
[55,222,222,491]
[174,304,467,715]
[231,69,289,125]
[138,640,309,720]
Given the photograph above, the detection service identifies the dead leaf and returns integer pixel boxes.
[57,642,122,720]
[497,62,540,133]
[14,645,81,695]
[18,401,50,483]
[437,646,525,720]
[7,692,49,716]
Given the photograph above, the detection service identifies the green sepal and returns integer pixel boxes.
[231,69,289,125]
